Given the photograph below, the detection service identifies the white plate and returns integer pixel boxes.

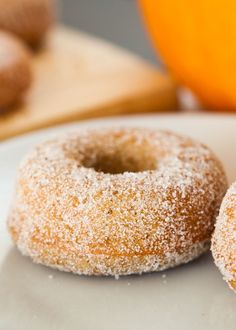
[0,114,236,330]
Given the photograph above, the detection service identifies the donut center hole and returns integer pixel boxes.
[83,153,157,174]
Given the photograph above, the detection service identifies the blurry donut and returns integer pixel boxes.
[0,30,32,109]
[0,0,55,45]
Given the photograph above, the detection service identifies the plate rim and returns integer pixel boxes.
[0,113,235,150]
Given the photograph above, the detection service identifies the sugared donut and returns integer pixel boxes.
[0,0,55,45]
[212,182,236,292]
[0,31,32,109]
[8,128,227,276]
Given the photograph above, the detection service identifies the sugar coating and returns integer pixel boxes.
[7,127,227,276]
[212,182,236,292]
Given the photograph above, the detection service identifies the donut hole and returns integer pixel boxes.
[83,150,157,174]
[72,131,160,174]
[92,155,154,174]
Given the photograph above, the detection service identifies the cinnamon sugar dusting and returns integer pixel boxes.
[212,182,236,292]
[8,128,227,276]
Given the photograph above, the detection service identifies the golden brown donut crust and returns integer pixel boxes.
[8,128,227,276]
[0,31,32,109]
[212,182,236,292]
[0,0,55,45]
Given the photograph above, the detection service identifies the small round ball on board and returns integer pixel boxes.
[0,30,32,109]
[0,0,55,45]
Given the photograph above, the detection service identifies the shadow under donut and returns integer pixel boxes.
[1,248,234,330]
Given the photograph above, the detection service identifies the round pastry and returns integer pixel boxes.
[8,128,227,276]
[0,30,32,109]
[0,0,55,45]
[212,182,236,292]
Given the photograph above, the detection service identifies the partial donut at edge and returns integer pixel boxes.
[212,182,236,292]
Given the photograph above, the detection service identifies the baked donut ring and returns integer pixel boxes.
[212,182,236,292]
[0,31,32,109]
[8,128,227,276]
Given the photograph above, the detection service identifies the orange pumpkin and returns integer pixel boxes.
[139,0,236,111]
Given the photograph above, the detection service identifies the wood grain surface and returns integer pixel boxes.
[0,26,178,141]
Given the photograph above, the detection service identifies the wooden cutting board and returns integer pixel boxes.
[0,26,177,141]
